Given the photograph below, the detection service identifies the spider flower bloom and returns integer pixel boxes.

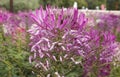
[82,30,117,77]
[0,11,9,24]
[1,12,27,44]
[2,12,27,35]
[97,13,120,33]
[28,7,88,75]
[29,7,88,57]
[28,7,117,77]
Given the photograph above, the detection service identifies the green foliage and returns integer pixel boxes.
[0,25,36,77]
[86,0,106,9]
[38,0,87,8]
[1,0,119,12]
[0,0,40,12]
[107,0,120,10]
[13,3,29,12]
[110,61,120,77]
[117,33,120,42]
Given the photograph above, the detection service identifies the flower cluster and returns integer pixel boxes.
[0,11,33,45]
[0,10,9,24]
[29,7,117,77]
[97,13,120,33]
[28,7,88,76]
[83,30,117,77]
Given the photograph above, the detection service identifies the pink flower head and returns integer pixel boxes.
[29,7,88,57]
[28,7,117,77]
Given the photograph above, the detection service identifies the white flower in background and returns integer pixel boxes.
[73,2,77,9]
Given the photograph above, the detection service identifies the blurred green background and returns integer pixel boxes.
[0,0,120,12]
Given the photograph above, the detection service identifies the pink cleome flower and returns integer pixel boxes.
[28,7,117,77]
